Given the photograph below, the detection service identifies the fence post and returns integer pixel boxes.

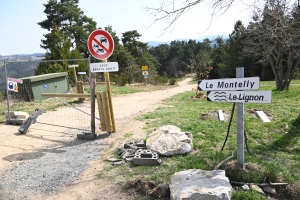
[4,61,11,119]
[88,56,96,134]
[96,92,106,131]
[104,59,116,133]
[78,81,84,102]
[102,91,113,132]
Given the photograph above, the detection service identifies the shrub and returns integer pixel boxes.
[154,75,169,85]
[169,78,177,85]
[112,75,128,86]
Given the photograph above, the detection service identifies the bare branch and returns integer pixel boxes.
[144,0,262,35]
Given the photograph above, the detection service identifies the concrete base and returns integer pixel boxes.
[133,149,161,165]
[77,132,97,140]
[6,119,24,125]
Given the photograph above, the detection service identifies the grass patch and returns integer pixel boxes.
[100,79,300,199]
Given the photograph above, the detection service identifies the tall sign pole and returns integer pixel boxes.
[236,67,245,168]
[4,61,10,119]
[88,56,96,134]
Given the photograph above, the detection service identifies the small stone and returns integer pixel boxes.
[262,186,276,194]
[250,185,264,195]
[242,184,249,190]
[107,158,123,162]
[112,160,125,166]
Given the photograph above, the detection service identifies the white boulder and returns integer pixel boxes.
[146,125,193,156]
[169,169,232,200]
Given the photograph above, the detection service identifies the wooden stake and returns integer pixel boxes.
[102,91,113,132]
[104,59,116,133]
[96,92,106,131]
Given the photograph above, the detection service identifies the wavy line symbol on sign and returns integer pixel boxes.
[213,91,227,101]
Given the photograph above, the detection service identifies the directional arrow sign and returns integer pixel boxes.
[207,91,272,103]
[90,62,119,72]
[199,77,260,91]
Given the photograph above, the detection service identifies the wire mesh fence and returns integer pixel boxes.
[0,59,99,133]
[33,97,98,132]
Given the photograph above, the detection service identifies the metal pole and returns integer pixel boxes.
[88,56,96,134]
[4,61,10,119]
[236,67,245,168]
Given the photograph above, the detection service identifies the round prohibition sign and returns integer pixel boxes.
[88,29,114,60]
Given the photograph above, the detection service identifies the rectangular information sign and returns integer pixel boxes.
[90,62,119,72]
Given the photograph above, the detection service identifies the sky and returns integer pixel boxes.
[0,0,257,56]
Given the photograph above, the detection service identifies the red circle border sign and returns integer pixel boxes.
[87,29,114,60]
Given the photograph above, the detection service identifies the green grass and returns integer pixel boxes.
[98,79,300,199]
[232,190,266,200]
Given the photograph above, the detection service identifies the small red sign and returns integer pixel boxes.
[87,29,114,60]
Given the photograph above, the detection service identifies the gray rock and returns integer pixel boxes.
[250,185,264,195]
[262,185,276,194]
[146,125,193,156]
[169,169,232,200]
[112,160,125,166]
[107,158,123,162]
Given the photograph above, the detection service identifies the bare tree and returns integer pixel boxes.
[168,57,181,77]
[243,0,300,90]
[144,0,262,34]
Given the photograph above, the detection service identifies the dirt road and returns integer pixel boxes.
[0,77,195,200]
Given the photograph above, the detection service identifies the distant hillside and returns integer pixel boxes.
[0,53,45,58]
[146,34,229,47]
[0,53,45,91]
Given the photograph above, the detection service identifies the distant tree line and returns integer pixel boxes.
[35,0,300,90]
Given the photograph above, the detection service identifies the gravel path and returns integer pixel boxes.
[0,139,105,199]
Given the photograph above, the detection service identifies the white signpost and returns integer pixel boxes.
[90,62,119,72]
[207,91,272,103]
[200,68,272,168]
[198,77,260,91]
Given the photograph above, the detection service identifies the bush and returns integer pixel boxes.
[169,78,177,85]
[154,75,169,85]
[111,75,128,86]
